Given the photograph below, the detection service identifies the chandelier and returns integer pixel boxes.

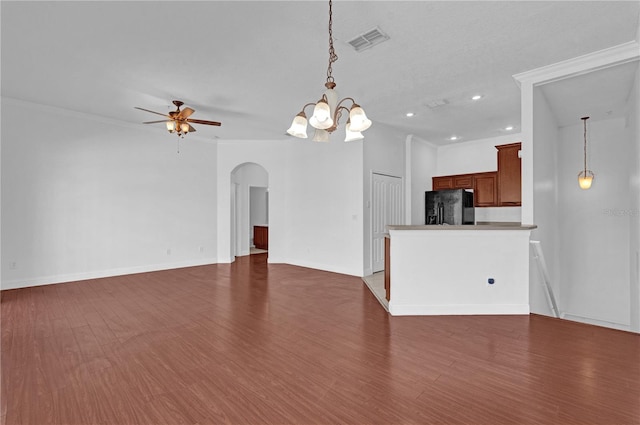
[578,116,594,190]
[287,0,372,142]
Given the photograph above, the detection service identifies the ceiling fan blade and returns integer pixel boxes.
[142,120,169,124]
[187,118,222,126]
[179,107,195,119]
[134,107,169,118]
[187,124,197,133]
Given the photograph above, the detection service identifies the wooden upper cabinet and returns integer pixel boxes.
[433,174,474,190]
[433,176,454,190]
[430,142,521,208]
[496,143,522,206]
[473,172,497,207]
[453,174,474,189]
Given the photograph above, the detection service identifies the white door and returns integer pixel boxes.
[372,173,403,273]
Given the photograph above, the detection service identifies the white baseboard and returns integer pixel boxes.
[1,259,217,290]
[561,313,631,332]
[388,303,530,316]
[276,258,363,278]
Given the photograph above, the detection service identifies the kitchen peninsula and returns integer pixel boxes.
[385,224,536,316]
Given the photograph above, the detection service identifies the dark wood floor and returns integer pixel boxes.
[2,253,639,425]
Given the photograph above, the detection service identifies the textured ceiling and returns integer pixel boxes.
[2,1,639,144]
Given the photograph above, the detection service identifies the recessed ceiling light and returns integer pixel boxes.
[505,125,514,131]
[449,136,459,141]
[406,112,415,117]
[471,95,483,101]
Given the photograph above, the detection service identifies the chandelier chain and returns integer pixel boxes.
[326,0,338,83]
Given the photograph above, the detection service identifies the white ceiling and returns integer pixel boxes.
[2,1,639,144]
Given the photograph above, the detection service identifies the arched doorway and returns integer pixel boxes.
[230,163,269,260]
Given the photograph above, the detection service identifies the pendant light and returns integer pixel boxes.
[286,0,371,142]
[578,116,594,190]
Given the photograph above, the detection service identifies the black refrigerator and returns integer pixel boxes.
[425,189,475,225]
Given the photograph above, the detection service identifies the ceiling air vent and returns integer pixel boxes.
[347,27,389,52]
[426,98,450,109]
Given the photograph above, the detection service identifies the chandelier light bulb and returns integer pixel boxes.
[166,121,176,132]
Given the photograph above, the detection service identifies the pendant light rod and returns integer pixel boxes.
[582,116,589,174]
[578,116,594,190]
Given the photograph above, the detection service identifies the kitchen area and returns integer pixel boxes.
[384,141,536,316]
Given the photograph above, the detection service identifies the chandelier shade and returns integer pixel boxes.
[348,104,372,132]
[344,121,364,142]
[287,0,371,142]
[309,100,334,129]
[287,113,309,138]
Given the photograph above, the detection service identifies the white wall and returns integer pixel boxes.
[1,98,218,289]
[530,88,560,316]
[557,118,631,329]
[231,163,268,255]
[436,134,523,223]
[284,138,363,275]
[217,137,364,276]
[363,124,407,275]
[408,136,437,225]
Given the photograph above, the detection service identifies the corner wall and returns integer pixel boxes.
[530,88,560,316]
[628,61,640,332]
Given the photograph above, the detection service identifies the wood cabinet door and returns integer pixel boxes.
[496,143,521,206]
[453,175,474,189]
[253,226,268,250]
[474,172,497,207]
[433,176,454,190]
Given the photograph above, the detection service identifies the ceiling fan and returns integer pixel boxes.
[135,100,221,137]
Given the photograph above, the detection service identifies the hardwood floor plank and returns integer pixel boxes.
[2,254,639,424]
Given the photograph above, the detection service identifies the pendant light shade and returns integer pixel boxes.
[166,121,176,132]
[578,171,594,189]
[344,121,364,142]
[578,116,594,190]
[312,128,330,142]
[287,113,309,138]
[309,100,333,129]
[348,104,372,132]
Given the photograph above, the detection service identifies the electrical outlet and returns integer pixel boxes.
[199,246,204,253]
[166,248,171,255]
[9,261,17,270]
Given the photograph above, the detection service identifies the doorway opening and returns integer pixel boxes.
[230,163,269,260]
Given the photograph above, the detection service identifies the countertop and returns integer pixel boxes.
[387,223,537,231]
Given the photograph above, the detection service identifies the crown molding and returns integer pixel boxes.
[513,40,640,87]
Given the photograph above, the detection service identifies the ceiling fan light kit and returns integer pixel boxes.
[287,0,371,143]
